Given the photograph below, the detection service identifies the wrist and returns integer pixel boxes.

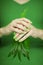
[31,26,43,40]
[31,26,39,38]
[38,29,43,40]
[0,26,11,37]
[0,28,5,37]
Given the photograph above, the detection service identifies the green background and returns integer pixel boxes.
[0,0,43,65]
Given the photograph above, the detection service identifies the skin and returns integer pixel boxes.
[14,23,43,42]
[14,0,30,4]
[0,18,31,37]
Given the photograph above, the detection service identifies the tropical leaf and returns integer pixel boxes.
[21,44,30,60]
[13,49,17,58]
[8,51,13,57]
[18,44,22,61]
[13,44,18,58]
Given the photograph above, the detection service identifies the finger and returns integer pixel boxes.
[20,18,32,24]
[19,30,32,42]
[21,21,32,29]
[13,18,32,29]
[14,27,31,41]
[14,29,30,41]
[12,27,23,33]
[17,21,31,29]
[15,32,27,41]
[13,24,27,31]
[13,33,20,39]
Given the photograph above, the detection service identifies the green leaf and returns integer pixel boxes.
[13,45,18,58]
[8,48,15,57]
[13,49,17,58]
[21,7,28,17]
[21,44,30,60]
[18,45,21,61]
[26,51,30,60]
[8,51,13,57]
[18,50,21,61]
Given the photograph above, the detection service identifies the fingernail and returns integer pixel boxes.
[13,36,15,39]
[15,39,18,41]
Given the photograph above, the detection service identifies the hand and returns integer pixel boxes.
[8,18,32,33]
[0,18,32,37]
[13,18,33,42]
[14,23,43,42]
[13,24,33,42]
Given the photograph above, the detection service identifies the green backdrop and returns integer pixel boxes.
[0,0,43,65]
